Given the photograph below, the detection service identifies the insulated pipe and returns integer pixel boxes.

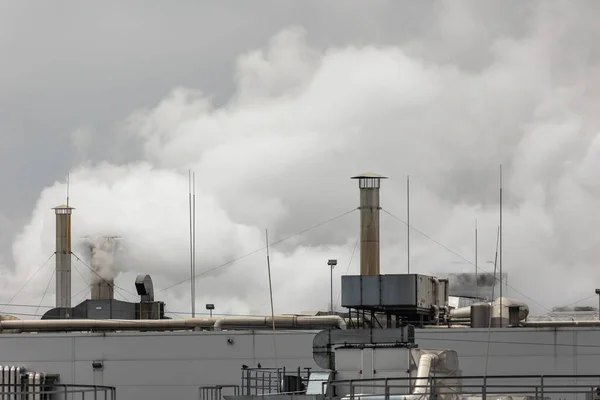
[521,320,600,328]
[0,315,347,333]
[449,306,472,319]
[412,354,437,396]
[213,315,346,331]
[0,318,217,332]
[432,305,440,324]
[424,324,470,329]
[340,353,439,400]
[449,297,529,321]
[432,278,440,303]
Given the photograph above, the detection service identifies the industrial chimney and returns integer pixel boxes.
[53,205,74,308]
[91,279,114,301]
[89,236,118,301]
[351,173,387,275]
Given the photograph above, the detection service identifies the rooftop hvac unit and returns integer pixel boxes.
[341,274,448,323]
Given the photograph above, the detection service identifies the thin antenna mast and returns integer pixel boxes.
[67,174,70,207]
[475,218,478,299]
[265,230,278,367]
[407,175,410,274]
[499,165,503,325]
[192,172,196,318]
[188,170,194,318]
[484,225,501,376]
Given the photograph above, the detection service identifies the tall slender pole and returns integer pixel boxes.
[499,165,503,325]
[475,218,478,299]
[265,229,278,368]
[188,170,194,318]
[67,174,70,207]
[407,175,410,274]
[265,230,276,332]
[192,172,196,318]
[330,265,334,314]
[485,225,500,375]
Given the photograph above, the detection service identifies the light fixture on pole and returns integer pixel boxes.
[327,259,337,314]
[206,303,215,318]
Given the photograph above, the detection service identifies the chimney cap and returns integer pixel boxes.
[351,172,388,179]
[52,204,75,210]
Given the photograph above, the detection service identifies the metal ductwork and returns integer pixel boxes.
[339,353,440,400]
[313,326,415,370]
[351,173,387,276]
[135,274,154,301]
[449,297,529,326]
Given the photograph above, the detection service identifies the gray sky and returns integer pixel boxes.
[0,0,432,223]
[2,0,599,318]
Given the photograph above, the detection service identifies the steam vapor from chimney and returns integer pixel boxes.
[84,236,119,301]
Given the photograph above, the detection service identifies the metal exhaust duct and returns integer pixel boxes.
[351,173,388,276]
[53,205,74,308]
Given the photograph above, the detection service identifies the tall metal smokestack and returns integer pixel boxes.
[351,172,387,275]
[53,205,74,308]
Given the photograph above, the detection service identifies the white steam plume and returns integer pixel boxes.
[4,2,600,318]
[81,236,119,285]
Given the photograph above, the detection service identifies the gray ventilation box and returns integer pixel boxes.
[341,274,438,312]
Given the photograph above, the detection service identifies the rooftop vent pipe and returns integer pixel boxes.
[351,173,388,276]
[135,274,154,302]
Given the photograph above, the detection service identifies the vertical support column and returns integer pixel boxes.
[351,173,387,276]
[53,205,74,308]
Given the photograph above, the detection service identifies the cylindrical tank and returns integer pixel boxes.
[470,303,491,328]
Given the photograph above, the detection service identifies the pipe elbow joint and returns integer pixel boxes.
[335,316,347,330]
[213,318,226,331]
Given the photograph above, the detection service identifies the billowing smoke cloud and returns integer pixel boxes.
[3,1,600,318]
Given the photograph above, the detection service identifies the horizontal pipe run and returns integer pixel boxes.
[0,318,217,332]
[521,320,600,328]
[0,315,347,333]
[214,315,347,331]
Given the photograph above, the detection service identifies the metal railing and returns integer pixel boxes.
[0,382,116,399]
[327,374,600,400]
[241,367,313,396]
[199,385,240,400]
